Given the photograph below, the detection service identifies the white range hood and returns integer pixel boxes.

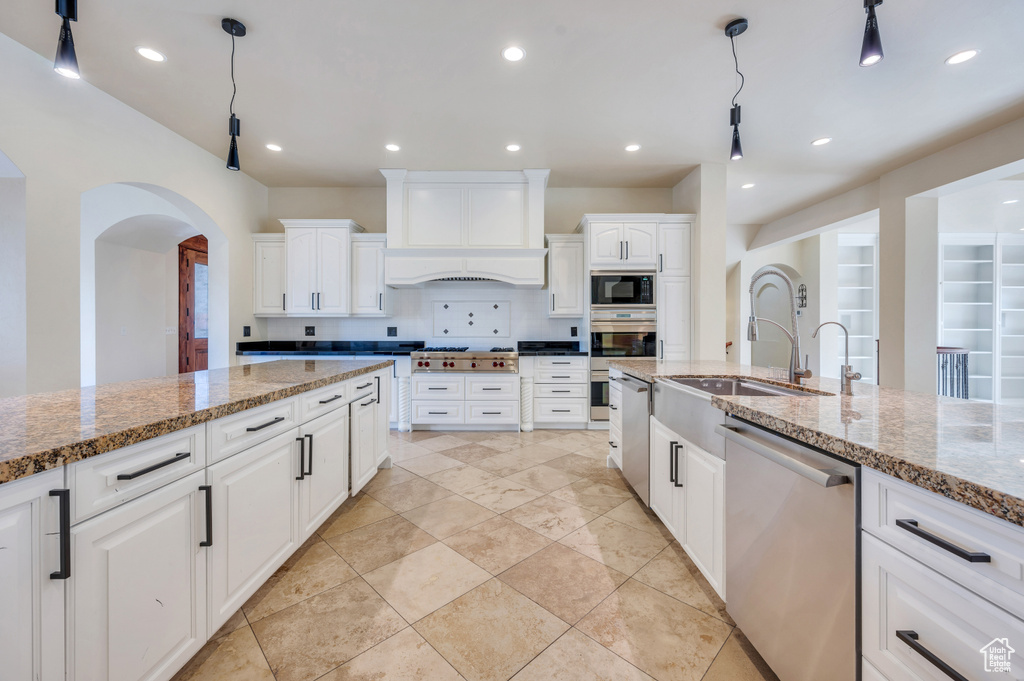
[380,169,549,287]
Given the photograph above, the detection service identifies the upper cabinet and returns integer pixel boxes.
[281,220,364,317]
[350,235,389,316]
[578,217,658,269]
[547,235,585,318]
[252,235,286,316]
[658,222,691,277]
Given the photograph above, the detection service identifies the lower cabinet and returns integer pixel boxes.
[350,394,378,496]
[375,372,390,466]
[68,471,208,681]
[650,417,683,540]
[297,409,350,540]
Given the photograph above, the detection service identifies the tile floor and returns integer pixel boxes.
[173,429,778,681]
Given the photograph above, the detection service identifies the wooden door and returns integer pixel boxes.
[179,236,209,373]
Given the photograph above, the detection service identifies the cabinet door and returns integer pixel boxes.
[351,239,386,316]
[406,185,464,247]
[649,417,682,540]
[623,222,658,267]
[0,468,64,681]
[375,373,390,466]
[683,445,725,597]
[69,471,207,681]
[589,223,624,267]
[207,431,299,631]
[317,228,350,315]
[658,277,691,361]
[658,223,691,277]
[350,397,378,496]
[286,228,318,315]
[254,238,287,315]
[468,185,526,247]
[549,240,585,317]
[298,410,350,541]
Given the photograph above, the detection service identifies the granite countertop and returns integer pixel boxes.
[609,358,1024,528]
[0,359,392,487]
[518,350,589,356]
[236,340,424,356]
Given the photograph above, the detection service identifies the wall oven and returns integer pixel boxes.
[589,310,657,420]
[591,272,655,308]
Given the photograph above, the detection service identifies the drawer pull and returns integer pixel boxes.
[552,375,571,379]
[356,382,373,389]
[672,443,684,488]
[295,437,306,481]
[199,485,213,547]
[318,394,345,404]
[49,489,71,580]
[609,404,618,410]
[552,409,571,413]
[482,411,502,415]
[669,441,678,484]
[305,434,314,477]
[427,387,449,391]
[428,411,448,415]
[895,519,991,563]
[551,361,571,365]
[361,398,376,406]
[896,630,967,681]
[246,416,285,432]
[116,452,190,480]
[609,442,618,448]
[481,387,504,391]
[552,390,571,393]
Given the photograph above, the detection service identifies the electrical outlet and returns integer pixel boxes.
[387,326,397,337]
[570,326,578,337]
[165,327,177,335]
[243,325,251,337]
[305,326,315,337]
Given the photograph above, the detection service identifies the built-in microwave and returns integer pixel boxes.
[591,272,655,308]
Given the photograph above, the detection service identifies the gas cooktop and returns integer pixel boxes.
[410,347,519,373]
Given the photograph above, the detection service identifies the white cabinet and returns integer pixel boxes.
[297,409,350,540]
[0,468,65,681]
[286,227,319,316]
[253,234,287,316]
[589,223,626,267]
[375,372,391,466]
[658,277,691,361]
[531,357,588,426]
[351,235,389,316]
[582,220,658,269]
[547,235,585,317]
[623,222,658,267]
[682,444,725,596]
[282,220,364,317]
[68,470,208,681]
[657,222,691,277]
[649,417,683,540]
[350,394,378,496]
[316,228,351,315]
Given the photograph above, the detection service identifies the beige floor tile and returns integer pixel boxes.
[504,495,599,540]
[171,625,274,681]
[318,494,397,539]
[574,442,614,460]
[425,464,500,492]
[363,543,491,622]
[559,516,668,575]
[416,434,473,453]
[498,543,628,624]
[504,464,582,493]
[401,496,497,539]
[251,578,406,681]
[514,443,572,464]
[448,431,499,442]
[243,538,358,622]
[414,579,569,681]
[550,478,634,514]
[585,467,632,489]
[472,451,536,477]
[604,499,674,540]
[362,466,420,495]
[444,443,502,464]
[633,543,733,625]
[319,627,464,681]
[369,477,453,513]
[460,478,544,513]
[702,630,780,681]
[444,516,552,574]
[546,453,615,478]
[208,608,248,642]
[392,431,446,442]
[511,430,562,443]
[397,452,464,476]
[576,579,732,681]
[510,628,655,681]
[326,515,436,574]
[544,433,596,452]
[389,442,434,463]
[474,435,525,453]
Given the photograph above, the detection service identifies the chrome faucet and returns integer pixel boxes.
[812,321,862,396]
[748,266,812,385]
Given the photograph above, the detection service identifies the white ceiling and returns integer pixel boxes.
[2,0,1024,224]
[940,175,1024,233]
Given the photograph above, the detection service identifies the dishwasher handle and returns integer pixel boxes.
[617,376,649,393]
[716,425,850,488]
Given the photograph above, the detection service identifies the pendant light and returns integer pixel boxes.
[222,18,246,171]
[725,18,748,161]
[54,0,79,79]
[860,0,884,67]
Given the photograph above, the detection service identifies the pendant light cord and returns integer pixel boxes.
[730,35,745,108]
[229,33,237,116]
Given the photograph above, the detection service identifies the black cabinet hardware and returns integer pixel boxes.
[356,382,373,389]
[246,416,285,432]
[49,489,70,580]
[317,292,321,310]
[896,630,967,681]
[552,375,570,379]
[625,241,629,260]
[619,241,624,259]
[672,443,684,488]
[553,390,571,393]
[609,404,618,410]
[552,361,571,365]
[116,452,190,480]
[311,293,315,310]
[609,441,618,448]
[427,387,448,391]
[379,293,383,311]
[482,387,503,391]
[361,398,376,406]
[305,434,314,477]
[199,486,213,547]
[551,294,555,311]
[282,293,286,310]
[553,409,570,413]
[895,519,991,563]
[428,411,448,415]
[483,411,501,415]
[318,394,345,405]
[295,437,306,481]
[659,254,663,272]
[669,441,678,483]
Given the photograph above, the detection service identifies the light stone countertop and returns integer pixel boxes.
[0,359,392,487]
[609,358,1024,527]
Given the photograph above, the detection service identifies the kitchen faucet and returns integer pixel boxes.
[812,321,862,396]
[748,266,812,385]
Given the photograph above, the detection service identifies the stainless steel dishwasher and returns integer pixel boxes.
[617,374,651,505]
[717,415,858,681]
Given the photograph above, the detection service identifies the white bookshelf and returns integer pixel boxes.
[940,238,995,401]
[837,234,878,384]
[1000,243,1024,404]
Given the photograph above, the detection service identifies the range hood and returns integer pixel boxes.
[380,169,550,288]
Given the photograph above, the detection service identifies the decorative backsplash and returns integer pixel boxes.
[432,301,511,338]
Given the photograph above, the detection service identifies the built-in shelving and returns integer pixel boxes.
[1000,243,1024,402]
[940,240,995,401]
[837,234,878,384]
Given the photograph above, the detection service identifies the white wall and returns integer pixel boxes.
[0,171,27,397]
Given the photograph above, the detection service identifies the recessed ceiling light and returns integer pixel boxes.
[385,144,400,152]
[1004,199,1020,205]
[506,144,521,152]
[265,143,282,152]
[625,144,641,152]
[811,137,832,146]
[135,46,166,62]
[945,49,979,65]
[502,46,525,62]
[742,183,755,189]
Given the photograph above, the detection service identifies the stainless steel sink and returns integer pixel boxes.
[669,377,814,397]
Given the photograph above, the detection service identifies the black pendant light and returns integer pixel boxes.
[222,18,246,171]
[860,0,884,66]
[54,0,79,79]
[725,18,748,161]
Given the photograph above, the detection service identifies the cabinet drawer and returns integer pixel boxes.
[350,374,378,403]
[412,401,465,424]
[536,357,588,371]
[536,384,587,399]
[411,376,465,400]
[609,422,622,467]
[208,398,299,463]
[863,468,1024,615]
[534,398,588,422]
[466,401,520,425]
[862,533,1024,681]
[466,375,520,400]
[68,424,206,524]
[535,369,588,384]
[298,381,350,422]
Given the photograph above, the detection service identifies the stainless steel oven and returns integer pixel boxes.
[591,272,655,308]
[589,310,657,420]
